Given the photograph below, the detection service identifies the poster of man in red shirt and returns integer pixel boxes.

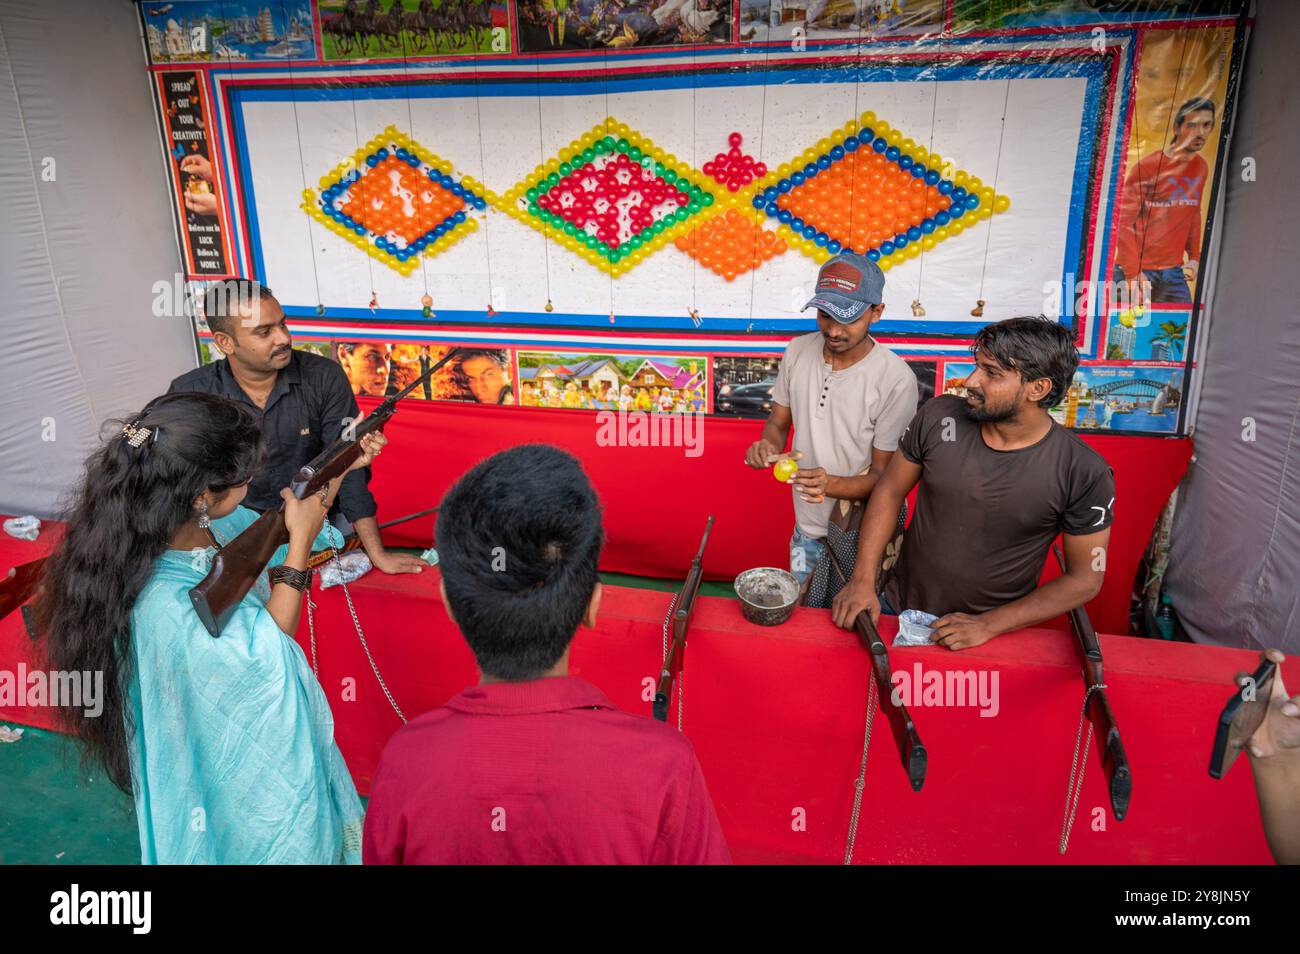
[1113,96,1216,305]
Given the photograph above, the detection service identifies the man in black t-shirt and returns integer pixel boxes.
[832,317,1115,651]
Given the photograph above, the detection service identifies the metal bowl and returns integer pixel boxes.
[735,567,800,626]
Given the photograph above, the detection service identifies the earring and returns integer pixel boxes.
[197,499,210,529]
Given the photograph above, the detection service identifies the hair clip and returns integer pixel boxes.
[121,421,154,448]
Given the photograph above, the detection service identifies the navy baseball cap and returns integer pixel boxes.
[802,251,885,324]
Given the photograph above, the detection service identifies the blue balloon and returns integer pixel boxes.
[898,155,914,170]
[827,239,843,253]
[354,225,365,235]
[937,180,953,195]
[924,170,940,185]
[860,127,874,141]
[789,216,805,232]
[753,195,766,210]
[395,147,409,161]
[949,204,964,219]
[777,208,793,224]
[934,210,950,225]
[906,226,922,242]
[791,172,806,186]
[880,241,895,255]
[816,155,832,170]
[454,210,466,223]
[407,156,420,168]
[765,201,781,216]
[375,147,389,160]
[885,146,900,162]
[866,248,881,262]
[910,165,925,179]
[365,155,379,168]
[804,163,819,178]
[801,225,817,240]
[965,193,980,210]
[873,137,888,153]
[830,145,845,161]
[777,179,793,194]
[920,218,935,234]
[763,187,778,202]
[952,186,967,201]
[893,234,909,249]
[844,136,860,152]
[813,231,828,246]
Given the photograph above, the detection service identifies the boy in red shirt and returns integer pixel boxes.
[363,444,731,865]
[1113,96,1216,305]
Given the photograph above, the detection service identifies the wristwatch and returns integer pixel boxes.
[269,565,313,593]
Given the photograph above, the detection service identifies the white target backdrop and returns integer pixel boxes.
[232,69,1091,329]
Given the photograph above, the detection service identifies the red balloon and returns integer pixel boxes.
[754,162,768,177]
[728,131,743,148]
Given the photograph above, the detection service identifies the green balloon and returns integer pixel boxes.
[616,138,630,152]
[559,161,573,176]
[628,147,643,162]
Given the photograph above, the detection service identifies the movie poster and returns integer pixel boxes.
[156,70,234,278]
[319,0,511,59]
[1108,26,1234,314]
[332,341,515,404]
[515,0,733,52]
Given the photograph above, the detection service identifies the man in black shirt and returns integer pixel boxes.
[169,281,425,575]
[832,316,1114,650]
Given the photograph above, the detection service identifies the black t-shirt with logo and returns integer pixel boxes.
[882,395,1116,617]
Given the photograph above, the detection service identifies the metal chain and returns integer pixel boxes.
[1059,683,1106,854]
[661,588,682,731]
[843,675,877,865]
[306,526,408,724]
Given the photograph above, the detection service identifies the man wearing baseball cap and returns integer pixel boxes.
[744,251,918,589]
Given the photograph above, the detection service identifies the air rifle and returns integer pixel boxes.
[1052,544,1131,820]
[189,349,463,637]
[305,506,439,568]
[825,546,927,791]
[653,516,713,722]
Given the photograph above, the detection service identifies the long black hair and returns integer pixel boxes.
[32,392,265,793]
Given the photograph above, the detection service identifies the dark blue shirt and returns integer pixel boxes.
[168,351,377,522]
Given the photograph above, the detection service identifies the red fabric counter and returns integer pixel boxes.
[294,564,1281,865]
[361,399,1193,635]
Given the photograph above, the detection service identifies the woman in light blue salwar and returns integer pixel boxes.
[35,393,386,865]
[126,503,363,864]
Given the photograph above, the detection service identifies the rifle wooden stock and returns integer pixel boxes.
[825,547,926,792]
[653,516,713,722]
[191,352,463,636]
[1053,545,1131,821]
[0,557,46,623]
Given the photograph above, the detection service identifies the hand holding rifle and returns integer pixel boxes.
[190,349,462,636]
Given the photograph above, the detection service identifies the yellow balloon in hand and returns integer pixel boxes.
[773,458,798,483]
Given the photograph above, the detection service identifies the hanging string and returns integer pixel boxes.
[470,34,497,316]
[974,77,1012,304]
[531,54,554,311]
[280,0,326,314]
[604,44,613,322]
[398,15,433,312]
[913,71,940,315]
[742,31,774,330]
[343,49,380,318]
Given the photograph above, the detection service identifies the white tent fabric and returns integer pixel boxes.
[1166,0,1300,652]
[0,0,194,517]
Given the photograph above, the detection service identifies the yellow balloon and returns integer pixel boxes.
[544,159,560,174]
[993,195,1011,213]
[905,243,920,258]
[921,236,937,250]
[935,227,950,241]
[860,111,877,128]
[777,163,793,178]
[900,138,916,154]
[950,221,965,235]
[977,206,992,220]
[979,187,995,202]
[955,171,969,186]
[318,175,332,189]
[879,256,893,271]
[614,122,631,138]
[816,138,833,155]
[875,120,891,137]
[843,121,859,137]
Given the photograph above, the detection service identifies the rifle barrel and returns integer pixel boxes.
[1051,544,1131,821]
[652,516,713,723]
[824,546,926,791]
